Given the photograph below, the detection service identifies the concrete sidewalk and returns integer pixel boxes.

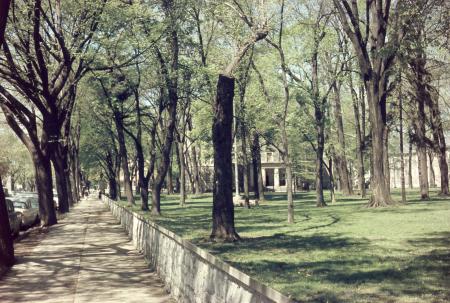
[0,196,174,303]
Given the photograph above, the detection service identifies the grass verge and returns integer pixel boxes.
[119,189,450,303]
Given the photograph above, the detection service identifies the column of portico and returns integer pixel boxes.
[274,168,280,191]
[261,168,266,186]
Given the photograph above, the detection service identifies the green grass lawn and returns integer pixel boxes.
[119,189,450,303]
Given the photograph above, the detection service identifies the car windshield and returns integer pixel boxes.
[13,201,27,209]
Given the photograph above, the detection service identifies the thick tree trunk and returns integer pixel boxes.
[51,148,72,213]
[333,0,394,207]
[332,84,353,195]
[108,177,118,200]
[210,75,240,241]
[151,186,161,215]
[139,177,149,210]
[366,82,393,207]
[33,152,57,226]
[0,174,14,267]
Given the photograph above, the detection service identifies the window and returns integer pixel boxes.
[267,152,273,162]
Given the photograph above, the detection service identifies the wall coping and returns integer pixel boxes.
[104,197,296,303]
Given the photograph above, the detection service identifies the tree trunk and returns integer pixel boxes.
[333,0,395,207]
[51,149,71,213]
[414,93,429,199]
[233,117,240,198]
[408,137,413,189]
[114,114,134,206]
[384,128,390,189]
[116,164,122,200]
[0,174,14,267]
[428,92,449,195]
[210,75,240,241]
[108,177,118,200]
[251,132,265,201]
[349,70,366,198]
[428,152,436,188]
[33,152,57,226]
[366,84,393,207]
[328,157,336,204]
[177,141,186,206]
[70,150,79,203]
[315,130,326,207]
[151,99,177,214]
[417,146,429,199]
[281,128,295,221]
[399,88,407,204]
[167,156,174,195]
[191,145,202,194]
[332,84,353,195]
[241,123,250,208]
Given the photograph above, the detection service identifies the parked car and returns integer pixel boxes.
[11,197,39,228]
[6,199,21,237]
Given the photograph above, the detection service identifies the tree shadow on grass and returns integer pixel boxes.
[321,231,450,302]
[203,233,366,255]
[196,231,450,303]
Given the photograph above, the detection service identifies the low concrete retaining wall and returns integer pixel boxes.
[102,196,295,303]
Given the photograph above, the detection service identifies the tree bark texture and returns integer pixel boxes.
[210,75,240,241]
[33,151,57,226]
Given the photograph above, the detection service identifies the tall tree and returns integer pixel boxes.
[265,0,295,220]
[210,0,268,241]
[333,0,398,207]
[150,0,180,215]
